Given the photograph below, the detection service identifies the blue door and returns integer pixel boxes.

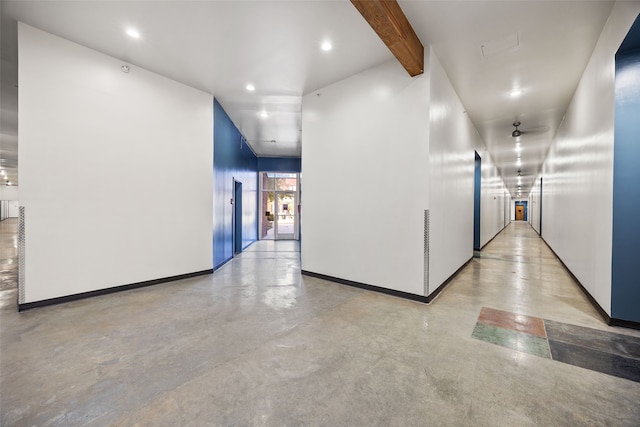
[234,181,242,253]
[474,152,481,250]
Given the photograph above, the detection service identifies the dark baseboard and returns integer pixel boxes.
[214,256,234,271]
[301,270,429,303]
[540,237,640,331]
[610,317,640,330]
[301,257,473,304]
[427,257,473,302]
[541,237,611,324]
[18,269,213,312]
[479,222,510,251]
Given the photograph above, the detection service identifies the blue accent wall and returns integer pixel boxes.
[214,99,258,269]
[473,152,481,250]
[257,157,301,172]
[612,37,640,323]
[618,14,640,55]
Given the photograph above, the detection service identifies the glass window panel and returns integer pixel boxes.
[261,191,275,239]
[276,175,297,191]
[261,172,275,191]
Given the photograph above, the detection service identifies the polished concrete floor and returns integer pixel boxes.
[1,219,639,426]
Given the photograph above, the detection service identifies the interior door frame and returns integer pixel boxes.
[233,179,243,254]
[259,172,300,241]
[274,191,298,240]
[473,151,481,250]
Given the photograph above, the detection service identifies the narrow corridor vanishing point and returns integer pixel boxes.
[1,220,639,425]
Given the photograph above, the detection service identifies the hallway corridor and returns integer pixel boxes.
[1,222,639,426]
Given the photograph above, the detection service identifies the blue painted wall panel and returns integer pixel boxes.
[473,152,481,250]
[612,47,640,323]
[213,99,258,269]
[257,157,301,172]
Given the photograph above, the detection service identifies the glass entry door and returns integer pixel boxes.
[275,192,296,239]
[260,173,299,240]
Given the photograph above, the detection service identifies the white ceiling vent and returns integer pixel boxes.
[481,32,520,57]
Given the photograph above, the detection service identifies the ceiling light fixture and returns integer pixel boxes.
[246,84,255,92]
[509,89,523,97]
[259,111,268,119]
[321,41,332,51]
[126,28,141,39]
[516,158,522,166]
[512,121,522,138]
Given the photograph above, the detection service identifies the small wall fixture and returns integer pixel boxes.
[121,65,130,73]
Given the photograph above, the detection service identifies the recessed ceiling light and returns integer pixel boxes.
[509,89,523,97]
[515,144,521,152]
[246,84,255,92]
[516,158,522,166]
[0,170,5,176]
[126,28,140,39]
[321,41,332,51]
[259,111,268,119]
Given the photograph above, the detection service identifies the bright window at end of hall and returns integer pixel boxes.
[275,173,297,191]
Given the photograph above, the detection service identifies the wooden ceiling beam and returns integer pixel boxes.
[351,0,424,77]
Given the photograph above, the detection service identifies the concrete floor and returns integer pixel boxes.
[1,219,639,426]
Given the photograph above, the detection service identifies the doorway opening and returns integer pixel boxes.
[515,201,528,221]
[539,177,543,235]
[474,151,481,250]
[260,172,300,240]
[234,180,243,254]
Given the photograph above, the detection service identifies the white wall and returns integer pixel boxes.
[8,201,19,217]
[504,192,511,229]
[302,55,430,296]
[538,2,640,315]
[302,48,509,297]
[0,186,20,219]
[428,50,478,291]
[19,24,214,303]
[528,177,541,234]
[0,185,19,201]
[478,149,508,249]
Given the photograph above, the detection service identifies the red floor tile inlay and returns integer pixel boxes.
[478,307,547,338]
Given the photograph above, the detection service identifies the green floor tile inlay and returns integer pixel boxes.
[472,323,551,359]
